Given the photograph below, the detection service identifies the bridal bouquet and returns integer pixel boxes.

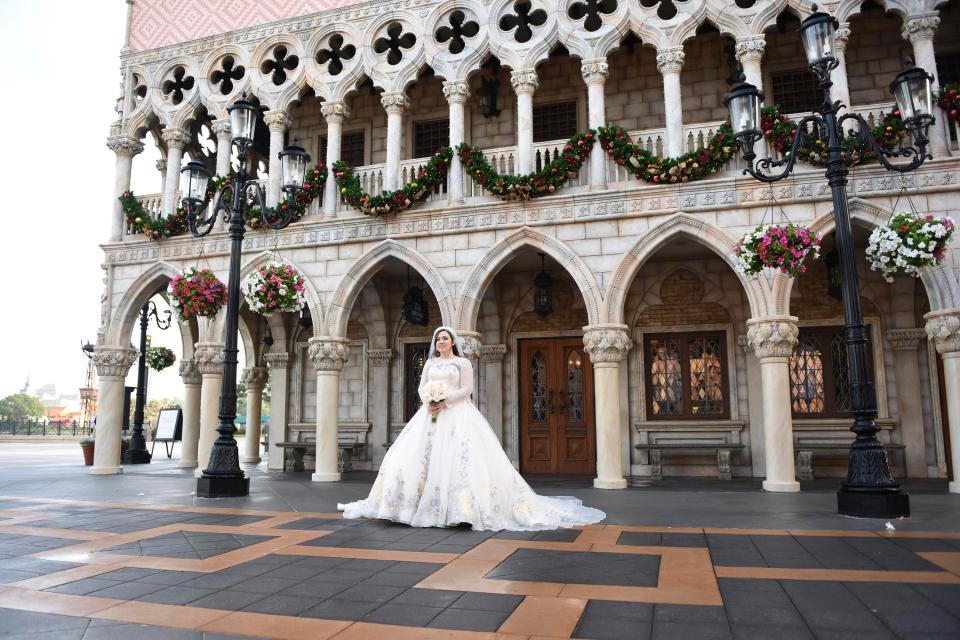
[426,382,448,423]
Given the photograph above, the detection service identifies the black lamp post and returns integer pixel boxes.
[124,300,172,464]
[180,97,311,497]
[724,5,936,518]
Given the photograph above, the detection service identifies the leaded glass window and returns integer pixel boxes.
[531,351,548,422]
[566,351,584,423]
[790,326,875,418]
[404,342,429,421]
[790,334,824,413]
[645,332,729,420]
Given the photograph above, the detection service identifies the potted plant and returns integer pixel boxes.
[167,267,228,322]
[120,435,131,460]
[80,437,95,465]
[733,224,821,278]
[241,261,307,316]
[866,211,956,282]
[146,346,176,371]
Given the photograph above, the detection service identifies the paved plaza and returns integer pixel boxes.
[0,443,958,639]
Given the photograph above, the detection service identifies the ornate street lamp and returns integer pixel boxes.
[180,97,310,497]
[533,252,553,319]
[724,5,936,518]
[401,266,429,326]
[124,300,172,464]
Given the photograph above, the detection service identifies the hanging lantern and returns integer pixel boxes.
[533,252,553,319]
[826,247,843,301]
[401,265,429,326]
[477,59,502,118]
[299,308,313,329]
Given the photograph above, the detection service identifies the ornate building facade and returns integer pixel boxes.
[95,0,960,493]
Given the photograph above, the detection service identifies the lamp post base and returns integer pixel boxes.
[122,449,152,464]
[837,488,910,519]
[196,474,249,498]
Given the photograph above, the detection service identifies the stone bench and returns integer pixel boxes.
[635,443,745,480]
[795,443,906,481]
[275,434,360,473]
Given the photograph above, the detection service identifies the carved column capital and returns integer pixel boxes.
[746,317,799,359]
[580,59,609,84]
[734,36,766,63]
[380,92,410,114]
[194,342,225,376]
[479,344,507,363]
[308,337,350,372]
[367,349,394,367]
[925,309,960,355]
[263,110,292,131]
[458,332,482,362]
[263,352,291,369]
[179,358,202,385]
[583,325,633,364]
[902,13,939,43]
[834,22,851,54]
[93,345,139,378]
[656,47,685,74]
[211,118,232,139]
[321,101,350,123]
[155,158,168,174]
[510,70,539,94]
[106,135,144,157]
[161,127,191,150]
[442,81,470,104]
[885,328,927,351]
[240,366,269,390]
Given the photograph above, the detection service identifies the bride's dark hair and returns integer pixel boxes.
[432,328,462,358]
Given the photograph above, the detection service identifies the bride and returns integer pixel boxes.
[338,326,605,531]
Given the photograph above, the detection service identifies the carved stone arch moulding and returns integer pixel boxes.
[238,250,326,333]
[208,52,247,97]
[106,260,183,346]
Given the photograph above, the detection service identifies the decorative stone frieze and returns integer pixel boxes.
[925,310,960,355]
[263,352,291,369]
[746,318,799,359]
[179,358,202,385]
[510,70,539,94]
[321,102,350,122]
[479,344,507,363]
[380,92,410,114]
[93,345,139,378]
[580,59,609,84]
[308,337,350,372]
[194,343,225,375]
[583,326,632,363]
[263,110,292,130]
[734,37,765,62]
[106,135,144,157]
[656,48,685,74]
[367,349,393,367]
[161,128,191,150]
[885,328,927,351]
[442,81,469,104]
[902,13,939,43]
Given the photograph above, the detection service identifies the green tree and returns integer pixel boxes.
[0,393,44,419]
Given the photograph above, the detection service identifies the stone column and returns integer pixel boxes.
[443,81,469,203]
[583,325,632,489]
[194,342,224,477]
[925,309,960,492]
[831,24,852,111]
[510,70,539,175]
[263,352,291,471]
[903,14,949,157]
[886,329,929,477]
[106,135,144,241]
[381,93,409,192]
[479,344,507,444]
[211,119,232,176]
[160,128,190,217]
[240,366,268,463]
[735,37,768,159]
[581,59,609,190]
[178,359,202,469]
[737,334,766,478]
[309,338,349,481]
[657,48,685,158]
[746,317,800,492]
[459,331,482,401]
[91,346,138,474]
[321,102,350,218]
[156,159,168,194]
[263,110,292,206]
[367,349,393,467]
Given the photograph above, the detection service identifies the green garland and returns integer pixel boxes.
[332,148,452,216]
[121,164,328,240]
[457,131,596,200]
[937,83,960,125]
[598,124,736,184]
[760,104,906,166]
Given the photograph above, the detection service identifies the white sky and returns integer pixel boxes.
[0,1,219,405]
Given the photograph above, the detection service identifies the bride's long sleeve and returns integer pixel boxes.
[445,358,474,404]
[416,359,433,404]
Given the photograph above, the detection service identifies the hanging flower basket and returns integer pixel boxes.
[734,224,821,278]
[167,267,228,322]
[866,212,956,282]
[241,261,306,316]
[145,346,176,371]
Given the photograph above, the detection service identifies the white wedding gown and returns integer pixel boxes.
[340,355,606,531]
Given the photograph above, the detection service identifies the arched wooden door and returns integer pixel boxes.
[519,338,595,475]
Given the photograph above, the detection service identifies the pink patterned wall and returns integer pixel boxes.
[129,0,363,52]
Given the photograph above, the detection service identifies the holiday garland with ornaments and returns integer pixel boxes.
[866,212,956,282]
[332,148,452,216]
[145,346,176,371]
[937,83,960,124]
[598,124,736,184]
[167,267,228,322]
[733,224,821,278]
[241,261,307,316]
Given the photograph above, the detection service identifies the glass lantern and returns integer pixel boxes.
[724,83,763,144]
[179,161,211,209]
[798,7,839,70]
[891,65,934,130]
[279,144,310,193]
[227,98,258,144]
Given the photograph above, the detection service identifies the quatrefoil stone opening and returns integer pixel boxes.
[161,67,194,105]
[211,56,245,95]
[640,0,688,21]
[261,45,299,86]
[374,23,416,65]
[500,0,547,43]
[132,74,147,104]
[568,0,617,31]
[316,35,356,76]
[436,10,480,55]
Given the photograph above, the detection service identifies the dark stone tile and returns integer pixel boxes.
[334,584,407,603]
[242,593,317,616]
[47,577,125,595]
[0,557,80,573]
[277,517,342,530]
[582,600,655,621]
[427,607,511,632]
[707,535,767,567]
[750,536,820,569]
[300,598,380,620]
[842,538,944,572]
[0,568,39,583]
[383,562,444,575]
[791,537,884,571]
[360,570,426,588]
[229,577,301,595]
[391,588,465,608]
[86,581,167,600]
[844,582,960,636]
[363,602,445,626]
[654,604,727,624]
[449,591,524,612]
[96,567,164,582]
[727,625,815,640]
[779,581,893,635]
[281,579,350,600]
[652,621,732,640]
[137,586,218,605]
[912,584,960,618]
[0,607,91,635]
[574,614,652,640]
[486,548,660,587]
[179,573,250,590]
[188,589,266,611]
[80,621,204,640]
[422,543,474,554]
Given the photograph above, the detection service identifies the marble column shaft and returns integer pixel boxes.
[264,352,291,471]
[903,14,950,157]
[194,342,224,478]
[925,310,960,493]
[160,128,190,217]
[887,329,929,478]
[91,346,139,474]
[443,82,468,203]
[479,344,507,444]
[241,367,268,463]
[584,325,632,489]
[309,338,349,481]
[511,70,538,175]
[367,349,393,467]
[322,102,349,218]
[582,60,608,190]
[106,136,144,241]
[264,111,292,206]
[381,93,409,192]
[735,37,768,159]
[657,48,685,158]
[178,359,202,469]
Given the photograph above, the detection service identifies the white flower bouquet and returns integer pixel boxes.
[426,381,448,423]
[866,212,955,283]
[241,261,307,316]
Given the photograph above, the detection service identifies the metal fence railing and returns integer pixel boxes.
[0,419,94,437]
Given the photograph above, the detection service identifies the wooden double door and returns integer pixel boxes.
[519,338,595,475]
